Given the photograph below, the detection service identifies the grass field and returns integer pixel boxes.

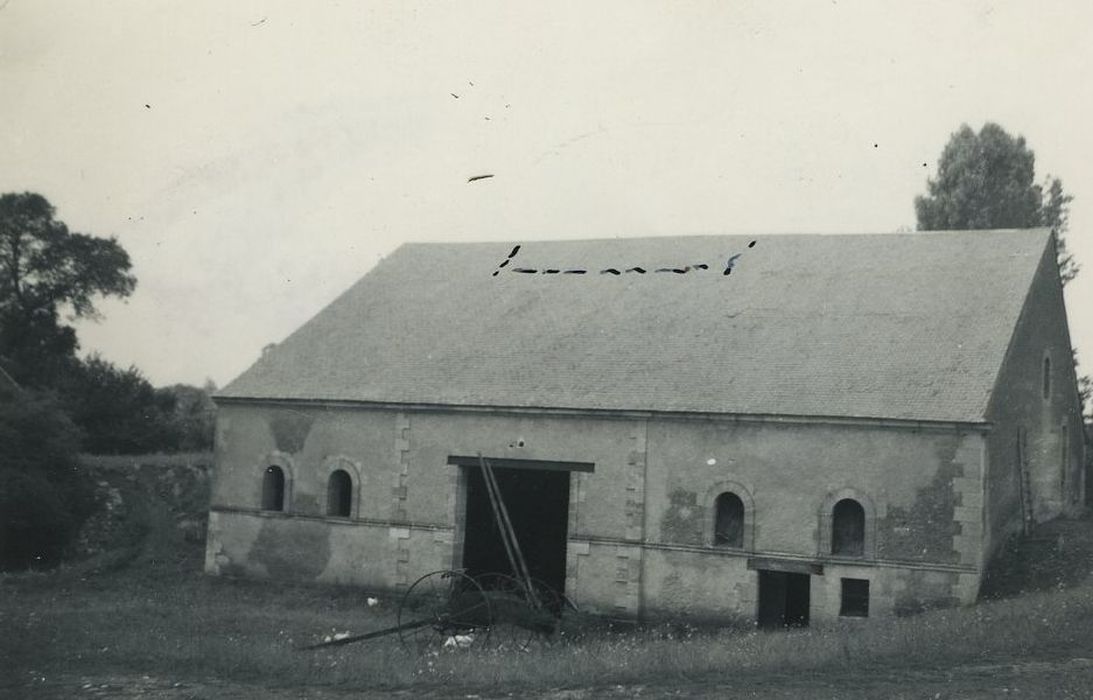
[3,492,1093,697]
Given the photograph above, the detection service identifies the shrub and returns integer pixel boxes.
[0,468,73,568]
[0,387,94,570]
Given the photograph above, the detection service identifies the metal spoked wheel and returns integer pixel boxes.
[397,570,492,652]
[474,573,564,651]
[474,573,537,651]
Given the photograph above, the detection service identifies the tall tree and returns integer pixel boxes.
[0,192,136,385]
[915,122,1078,284]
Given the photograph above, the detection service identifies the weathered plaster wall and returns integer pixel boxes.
[206,406,638,589]
[632,418,984,621]
[206,403,405,587]
[643,420,982,562]
[209,403,398,519]
[206,402,987,622]
[984,237,1085,565]
[809,563,979,622]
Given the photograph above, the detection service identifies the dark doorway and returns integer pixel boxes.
[461,466,571,595]
[757,570,810,628]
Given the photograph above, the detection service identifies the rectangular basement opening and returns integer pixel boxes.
[449,456,591,596]
[757,570,811,629]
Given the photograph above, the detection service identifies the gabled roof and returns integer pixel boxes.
[219,229,1053,423]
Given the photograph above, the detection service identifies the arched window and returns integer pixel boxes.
[327,469,353,517]
[832,498,865,556]
[262,465,285,512]
[1042,355,1052,399]
[713,492,745,547]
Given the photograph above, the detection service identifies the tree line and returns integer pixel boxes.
[0,192,216,455]
[0,192,214,569]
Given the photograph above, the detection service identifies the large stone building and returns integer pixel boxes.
[206,229,1084,625]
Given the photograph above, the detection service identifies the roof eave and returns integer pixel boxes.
[212,394,992,433]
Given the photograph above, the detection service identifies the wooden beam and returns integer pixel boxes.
[747,557,824,576]
[447,455,595,473]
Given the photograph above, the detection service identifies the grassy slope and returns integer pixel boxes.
[6,553,1093,698]
[3,464,1093,697]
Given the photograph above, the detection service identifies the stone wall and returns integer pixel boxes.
[206,401,988,623]
[984,236,1086,565]
[74,453,212,558]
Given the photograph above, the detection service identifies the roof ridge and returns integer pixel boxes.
[396,228,1051,247]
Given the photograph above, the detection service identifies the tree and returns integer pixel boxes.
[919,125,1088,447]
[158,381,217,452]
[59,354,178,454]
[54,357,218,455]
[0,192,136,386]
[915,122,1078,284]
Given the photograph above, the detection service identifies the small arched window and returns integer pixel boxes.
[713,492,745,547]
[327,469,353,517]
[832,498,865,556]
[262,465,285,512]
[1042,355,1052,399]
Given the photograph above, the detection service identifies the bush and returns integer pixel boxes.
[0,468,73,568]
[0,388,94,570]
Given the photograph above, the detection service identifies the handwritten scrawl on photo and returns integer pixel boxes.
[491,240,757,277]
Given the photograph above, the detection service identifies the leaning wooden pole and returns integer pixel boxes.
[476,453,522,585]
[478,455,539,606]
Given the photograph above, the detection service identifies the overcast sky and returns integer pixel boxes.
[3,1,1092,388]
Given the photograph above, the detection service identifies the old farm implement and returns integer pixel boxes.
[303,456,575,653]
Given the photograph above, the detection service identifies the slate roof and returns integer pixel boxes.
[219,229,1053,423]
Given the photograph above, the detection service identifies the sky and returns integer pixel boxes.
[2,1,1092,388]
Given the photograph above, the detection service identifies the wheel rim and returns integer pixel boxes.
[398,570,492,652]
[474,573,563,651]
